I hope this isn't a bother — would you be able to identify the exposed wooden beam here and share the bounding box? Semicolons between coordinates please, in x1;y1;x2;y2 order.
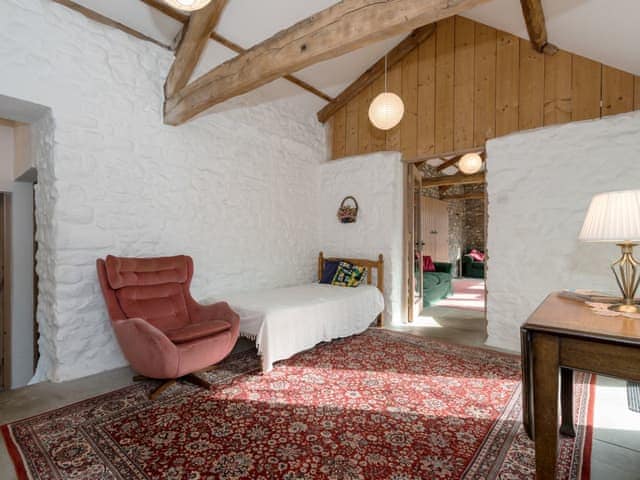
140;0;333;103
436;155;463;172
422;172;485;188
164;0;492;125
165;0;228;97
52;0;172;50
316;24;436;123
520;0;558;55
405;146;485;164
441;192;485;201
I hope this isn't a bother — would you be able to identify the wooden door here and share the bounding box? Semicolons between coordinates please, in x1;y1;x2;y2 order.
406;165;423;323
422;197;449;262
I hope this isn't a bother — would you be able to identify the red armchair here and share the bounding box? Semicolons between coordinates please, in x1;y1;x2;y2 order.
97;255;239;399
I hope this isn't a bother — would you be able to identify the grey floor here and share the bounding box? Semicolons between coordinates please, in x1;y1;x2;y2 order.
1;313;639;479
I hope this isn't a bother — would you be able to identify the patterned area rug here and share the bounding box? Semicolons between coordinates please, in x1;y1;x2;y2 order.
2;329;594;479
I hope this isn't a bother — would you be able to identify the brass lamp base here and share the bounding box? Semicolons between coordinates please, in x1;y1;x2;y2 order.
608;303;640;314
609;243;640;314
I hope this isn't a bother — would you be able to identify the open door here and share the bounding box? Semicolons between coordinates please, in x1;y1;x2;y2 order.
406;165;423;323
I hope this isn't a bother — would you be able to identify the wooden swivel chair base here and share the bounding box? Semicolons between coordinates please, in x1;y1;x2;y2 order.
133;365;218;400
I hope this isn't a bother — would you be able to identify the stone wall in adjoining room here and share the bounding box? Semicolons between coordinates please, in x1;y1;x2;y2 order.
0;0;327;383
463;184;486;253
486;111;640;352
318;152;404;325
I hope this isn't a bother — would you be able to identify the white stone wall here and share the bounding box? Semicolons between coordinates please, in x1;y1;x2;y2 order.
0;0;326;382
319;152;405;325
486;111;640;352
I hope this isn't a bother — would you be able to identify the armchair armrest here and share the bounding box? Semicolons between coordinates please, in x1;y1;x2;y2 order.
190;300;240;329
433;262;452;274
112;317;179;379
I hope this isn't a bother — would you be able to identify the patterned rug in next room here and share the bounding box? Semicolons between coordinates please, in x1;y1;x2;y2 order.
2;329;594;479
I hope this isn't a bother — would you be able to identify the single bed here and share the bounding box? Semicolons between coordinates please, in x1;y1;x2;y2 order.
203;253;384;372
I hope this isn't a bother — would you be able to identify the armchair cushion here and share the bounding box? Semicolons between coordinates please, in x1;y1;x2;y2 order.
105;255;189;289
115;283;190;332
165;320;232;344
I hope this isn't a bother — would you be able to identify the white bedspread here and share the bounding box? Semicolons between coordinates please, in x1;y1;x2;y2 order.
204;284;384;372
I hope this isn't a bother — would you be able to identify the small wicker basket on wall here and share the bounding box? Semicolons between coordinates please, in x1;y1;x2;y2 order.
337;196;359;224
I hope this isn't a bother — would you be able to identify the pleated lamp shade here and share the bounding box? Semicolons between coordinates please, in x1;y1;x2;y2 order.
579;190;640;243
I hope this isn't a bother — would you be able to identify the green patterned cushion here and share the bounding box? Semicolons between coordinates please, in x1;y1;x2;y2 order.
331;261;367;287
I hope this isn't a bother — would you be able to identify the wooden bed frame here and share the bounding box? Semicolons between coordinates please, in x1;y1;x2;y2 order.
317;252;384;327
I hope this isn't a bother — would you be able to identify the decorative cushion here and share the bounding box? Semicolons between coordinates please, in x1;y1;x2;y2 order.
423;255;436;272
331;261;367;287
320;260;340;284
165;320;231;344
468;250;485;262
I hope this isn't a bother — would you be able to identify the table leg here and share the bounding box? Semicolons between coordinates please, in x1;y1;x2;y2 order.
521;328;533;440
560;368;576;437
532;332;560;479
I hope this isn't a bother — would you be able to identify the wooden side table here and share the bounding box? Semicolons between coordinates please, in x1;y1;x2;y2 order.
521;293;640;479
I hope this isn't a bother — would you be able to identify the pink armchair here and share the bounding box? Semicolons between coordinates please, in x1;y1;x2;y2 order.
97;255;239;399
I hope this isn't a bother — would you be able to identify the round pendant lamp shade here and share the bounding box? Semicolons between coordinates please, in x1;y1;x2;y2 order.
163;0;212;11
458;152;484;174
368;92;405;130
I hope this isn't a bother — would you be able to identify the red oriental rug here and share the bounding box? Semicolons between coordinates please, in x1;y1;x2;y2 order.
2;329;594;479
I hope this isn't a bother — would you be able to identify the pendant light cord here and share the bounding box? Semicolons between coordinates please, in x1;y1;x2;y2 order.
384;54;388;92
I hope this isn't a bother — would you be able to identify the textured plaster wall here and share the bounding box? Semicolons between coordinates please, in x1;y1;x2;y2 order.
1;0;327;382
319;152;404;325
486;111;640;352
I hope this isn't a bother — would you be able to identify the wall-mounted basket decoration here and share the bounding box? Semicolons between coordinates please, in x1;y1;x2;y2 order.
337;196;359;224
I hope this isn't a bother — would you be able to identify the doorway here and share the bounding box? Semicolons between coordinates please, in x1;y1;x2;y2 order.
404;149;488;341
0;115;37;390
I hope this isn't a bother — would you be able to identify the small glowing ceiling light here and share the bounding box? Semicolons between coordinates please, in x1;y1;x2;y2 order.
458;153;484;175
163;0;212;12
368;55;405;131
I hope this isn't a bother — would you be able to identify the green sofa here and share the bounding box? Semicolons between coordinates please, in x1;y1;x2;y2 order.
422;262;453;307
462;254;485;278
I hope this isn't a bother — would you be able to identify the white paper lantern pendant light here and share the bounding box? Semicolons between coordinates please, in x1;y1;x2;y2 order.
368;55;405;131
458;152;484;175
164;0;212;12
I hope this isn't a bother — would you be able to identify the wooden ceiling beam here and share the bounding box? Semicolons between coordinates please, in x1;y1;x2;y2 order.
520;0;558;55
422;172;485;188
405;146;485;164
164;0;492;125
165;0;228;98
316;23;436;124
140;0;333;103
441;192;485;201
52;0;172;50
436;155;463;172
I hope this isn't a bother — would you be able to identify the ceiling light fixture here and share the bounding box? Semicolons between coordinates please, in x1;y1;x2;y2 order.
368;55;404;131
163;0;212;12
458;152;484;175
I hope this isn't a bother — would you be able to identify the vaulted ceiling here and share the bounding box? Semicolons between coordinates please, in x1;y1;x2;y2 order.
66;0;640;117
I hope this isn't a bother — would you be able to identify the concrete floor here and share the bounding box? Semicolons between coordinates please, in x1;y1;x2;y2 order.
1;317;639;479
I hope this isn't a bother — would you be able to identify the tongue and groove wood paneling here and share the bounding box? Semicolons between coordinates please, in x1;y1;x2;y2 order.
329;16;640;160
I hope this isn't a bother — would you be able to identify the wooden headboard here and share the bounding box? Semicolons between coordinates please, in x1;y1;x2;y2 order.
317;252;385;327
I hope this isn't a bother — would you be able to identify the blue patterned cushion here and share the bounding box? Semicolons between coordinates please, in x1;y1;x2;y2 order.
320;260;340;284
331;261;367;287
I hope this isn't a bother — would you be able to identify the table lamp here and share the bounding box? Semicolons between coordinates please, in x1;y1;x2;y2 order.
579;190;640;313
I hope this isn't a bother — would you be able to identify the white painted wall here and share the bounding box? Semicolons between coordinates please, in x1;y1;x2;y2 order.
0;0;327;383
10;182;34;388
319;152;405;325
486;111;640;352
